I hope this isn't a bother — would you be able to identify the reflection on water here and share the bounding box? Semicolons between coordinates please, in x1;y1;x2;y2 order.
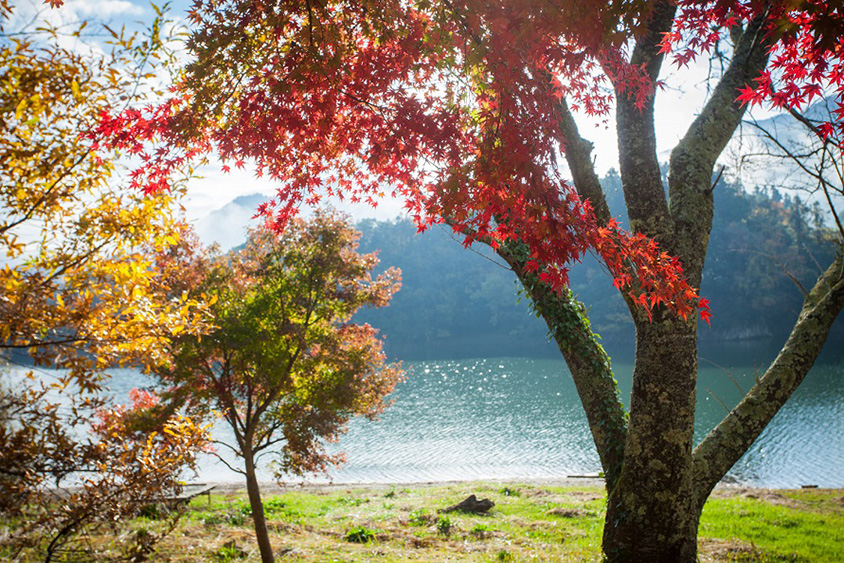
326;358;599;484
6;347;842;488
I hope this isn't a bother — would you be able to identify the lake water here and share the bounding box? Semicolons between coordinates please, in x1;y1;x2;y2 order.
317;354;844;488
9;345;843;488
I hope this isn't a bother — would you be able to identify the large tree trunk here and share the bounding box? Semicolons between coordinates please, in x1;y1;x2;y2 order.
244;446;275;563
602;316;699;562
596;4;704;558
497;4;838;560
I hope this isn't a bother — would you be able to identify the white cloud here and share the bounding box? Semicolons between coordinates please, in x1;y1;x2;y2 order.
68;0;143;18
4;0;148;56
185;160;409;250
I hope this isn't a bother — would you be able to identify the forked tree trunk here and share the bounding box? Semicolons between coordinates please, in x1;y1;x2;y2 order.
597;6;773;561
517;255;844;562
510;4;784;561
244;447;274;563
487;1;842;560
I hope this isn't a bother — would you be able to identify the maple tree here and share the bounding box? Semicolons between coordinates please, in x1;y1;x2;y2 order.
0;5;211;560
84;0;844;560
153;212;403;563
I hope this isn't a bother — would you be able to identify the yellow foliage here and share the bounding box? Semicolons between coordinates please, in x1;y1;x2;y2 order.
0;13;212;380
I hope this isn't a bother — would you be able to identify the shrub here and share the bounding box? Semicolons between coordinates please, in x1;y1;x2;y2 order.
436;514;452;536
344;526;376;543
408;509;430;526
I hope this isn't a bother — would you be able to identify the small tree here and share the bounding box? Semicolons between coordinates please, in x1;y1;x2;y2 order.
0;388;208;562
157;212;403;563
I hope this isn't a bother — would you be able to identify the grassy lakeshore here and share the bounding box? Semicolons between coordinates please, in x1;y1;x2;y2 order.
58;481;844;561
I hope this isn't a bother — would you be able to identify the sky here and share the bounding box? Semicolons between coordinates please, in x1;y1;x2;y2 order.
10;0;802;232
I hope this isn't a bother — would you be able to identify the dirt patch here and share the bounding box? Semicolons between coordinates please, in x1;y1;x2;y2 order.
562;490;603;502
741;489;804;509
267;521;301;534
409;536;433;549
546;507;587;518
709;487;805;509
698;537;756;562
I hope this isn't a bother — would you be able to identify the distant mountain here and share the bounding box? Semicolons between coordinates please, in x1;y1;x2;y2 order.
188;176;841;361
195;193;269;250
352;177;841;360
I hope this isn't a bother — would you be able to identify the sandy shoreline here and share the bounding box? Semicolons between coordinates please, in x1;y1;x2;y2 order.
199;475;775;496
202;476;606;495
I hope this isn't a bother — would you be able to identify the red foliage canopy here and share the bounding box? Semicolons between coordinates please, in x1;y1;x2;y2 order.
668;1;844;139
83;0;843;322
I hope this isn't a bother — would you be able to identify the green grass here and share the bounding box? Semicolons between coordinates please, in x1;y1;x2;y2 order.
698;489;844;562
165;482;608;561
11;483;841;561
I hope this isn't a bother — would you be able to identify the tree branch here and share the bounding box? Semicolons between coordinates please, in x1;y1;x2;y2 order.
691;251;844;504
668;14;771;285
555;98;612;226
746;113;844;242
0;150;91;237
210;449;248;476
614;0;676;242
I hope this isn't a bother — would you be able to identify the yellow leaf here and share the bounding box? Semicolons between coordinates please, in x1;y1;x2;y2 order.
14;97;27;120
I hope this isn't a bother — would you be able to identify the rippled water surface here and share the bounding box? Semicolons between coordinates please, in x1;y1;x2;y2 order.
10;349;843;488
318;356;843;488
326;358;599;484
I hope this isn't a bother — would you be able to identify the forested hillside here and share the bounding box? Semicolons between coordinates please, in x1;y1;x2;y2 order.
355;173;839;360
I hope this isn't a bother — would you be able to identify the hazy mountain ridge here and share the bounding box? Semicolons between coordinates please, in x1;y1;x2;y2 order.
195;193;270;251
724;99;844;202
